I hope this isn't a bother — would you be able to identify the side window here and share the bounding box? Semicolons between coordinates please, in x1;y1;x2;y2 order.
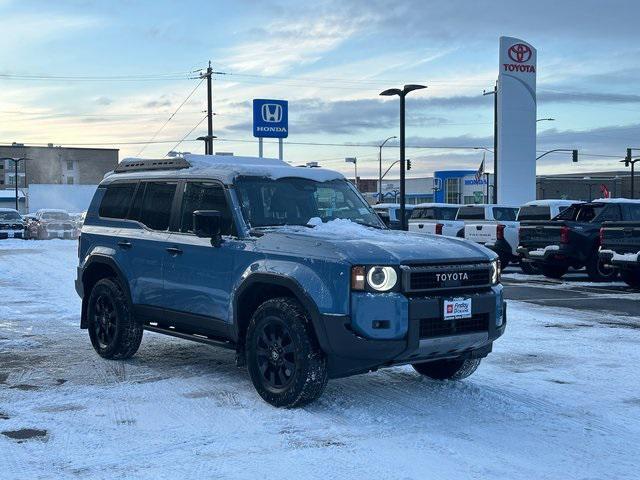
138;181;177;230
99;183;137;219
594;205;621;222
624;204;640;221
178;182;235;235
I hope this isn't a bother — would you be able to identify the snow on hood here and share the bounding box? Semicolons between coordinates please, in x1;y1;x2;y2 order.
258;219;495;264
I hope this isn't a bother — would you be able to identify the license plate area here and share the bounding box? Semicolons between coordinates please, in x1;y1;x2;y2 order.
443;297;472;320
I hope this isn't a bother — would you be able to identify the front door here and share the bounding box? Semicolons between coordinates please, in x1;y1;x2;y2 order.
162;180;241;337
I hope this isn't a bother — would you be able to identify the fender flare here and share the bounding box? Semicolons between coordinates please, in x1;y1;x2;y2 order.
232;272;331;352
80;255;132;328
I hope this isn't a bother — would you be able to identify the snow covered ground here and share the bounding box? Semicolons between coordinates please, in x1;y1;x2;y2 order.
1;239;639;479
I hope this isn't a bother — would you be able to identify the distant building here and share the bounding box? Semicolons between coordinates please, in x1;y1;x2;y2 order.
0;144;118;188
0;144;118;212
536;171;633;201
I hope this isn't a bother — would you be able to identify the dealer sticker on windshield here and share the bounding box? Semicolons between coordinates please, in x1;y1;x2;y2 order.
443;297;472;320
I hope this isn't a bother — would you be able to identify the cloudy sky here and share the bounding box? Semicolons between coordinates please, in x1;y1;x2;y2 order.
1;0;639;178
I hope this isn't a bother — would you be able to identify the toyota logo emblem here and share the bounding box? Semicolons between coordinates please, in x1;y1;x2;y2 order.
508;43;532;63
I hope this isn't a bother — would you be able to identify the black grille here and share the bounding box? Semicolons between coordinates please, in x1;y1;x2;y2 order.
404;263;491;292
419;314;489;338
0;223;22;230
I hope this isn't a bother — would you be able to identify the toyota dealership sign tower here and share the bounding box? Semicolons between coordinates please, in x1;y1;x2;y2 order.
497;36;537;204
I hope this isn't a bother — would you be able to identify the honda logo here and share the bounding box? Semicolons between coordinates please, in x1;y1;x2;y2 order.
261;103;283;123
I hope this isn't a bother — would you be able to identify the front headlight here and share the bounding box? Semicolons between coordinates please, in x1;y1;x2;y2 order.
367;266;398;291
351;265;399;292
491;259;501;285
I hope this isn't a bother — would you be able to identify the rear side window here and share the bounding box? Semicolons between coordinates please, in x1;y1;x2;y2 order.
132;181;177;230
623;204;640;221
437;207;458;220
178;182;235;235
593;205;621;222
493;207;518;221
457;206;485;220
99;183;136;219
575;204;607;222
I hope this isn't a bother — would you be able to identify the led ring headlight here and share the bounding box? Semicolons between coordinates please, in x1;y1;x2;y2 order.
366;266;398;291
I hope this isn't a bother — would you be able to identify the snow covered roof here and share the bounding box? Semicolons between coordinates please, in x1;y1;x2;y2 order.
373;203;417;209
589;197;640;204
414;203;461;208
104;154;345;185
0;207;19;212
0;190;25;199
521;199;583;207
461;203;520;209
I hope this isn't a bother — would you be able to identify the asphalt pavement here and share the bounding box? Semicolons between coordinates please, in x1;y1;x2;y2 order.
502;266;640;323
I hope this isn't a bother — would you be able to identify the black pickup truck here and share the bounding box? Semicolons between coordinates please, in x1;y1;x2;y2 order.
518;200;636;281
598;203;640;287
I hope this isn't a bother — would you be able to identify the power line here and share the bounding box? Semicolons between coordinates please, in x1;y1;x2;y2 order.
165;115;209;155
0;72;192;82
136;78;205;156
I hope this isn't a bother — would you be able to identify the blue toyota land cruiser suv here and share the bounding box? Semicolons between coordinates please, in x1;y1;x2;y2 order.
76;155;506;407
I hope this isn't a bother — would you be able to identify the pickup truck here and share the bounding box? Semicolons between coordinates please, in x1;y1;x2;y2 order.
598;202;640;288
516;200;581;273
372;203;416;230
408;203;462;237
518;199;636;281
460;204;520;268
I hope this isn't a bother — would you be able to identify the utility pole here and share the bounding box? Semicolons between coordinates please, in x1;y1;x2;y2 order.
200;61;214;155
483;82;498;203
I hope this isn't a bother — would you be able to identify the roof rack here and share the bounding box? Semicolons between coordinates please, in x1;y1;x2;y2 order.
113;157;191;174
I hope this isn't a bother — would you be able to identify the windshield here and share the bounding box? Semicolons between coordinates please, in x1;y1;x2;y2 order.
42;212;70;221
0;211;21;221
457;206;485;220
235;176;385;229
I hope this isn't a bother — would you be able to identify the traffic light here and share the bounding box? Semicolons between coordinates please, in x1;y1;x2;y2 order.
572;150;578;163
625;148;632;167
407;159;412;170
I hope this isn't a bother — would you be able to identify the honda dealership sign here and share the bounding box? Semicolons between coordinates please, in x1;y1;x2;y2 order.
253;99;288;138
497;36;536;204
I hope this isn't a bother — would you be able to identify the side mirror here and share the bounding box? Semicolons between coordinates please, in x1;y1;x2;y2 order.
193;210;222;247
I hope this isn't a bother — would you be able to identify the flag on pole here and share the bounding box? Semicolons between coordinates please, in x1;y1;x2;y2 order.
475;152;485;182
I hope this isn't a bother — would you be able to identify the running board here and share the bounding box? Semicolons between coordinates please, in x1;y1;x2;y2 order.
143;324;235;350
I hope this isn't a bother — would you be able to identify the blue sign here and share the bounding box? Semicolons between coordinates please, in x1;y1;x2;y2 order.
253;99;288;138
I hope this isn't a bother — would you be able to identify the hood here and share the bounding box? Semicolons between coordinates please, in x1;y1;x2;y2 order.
254;220;495;265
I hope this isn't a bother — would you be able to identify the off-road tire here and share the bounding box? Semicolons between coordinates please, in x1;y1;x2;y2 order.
541;264;568;279
621;269;640;289
520;261;539;275
87;277;143;360
585;251;617;282
412;358;481;380
246;297;328;408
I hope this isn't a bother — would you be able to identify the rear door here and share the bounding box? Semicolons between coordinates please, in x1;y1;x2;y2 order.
118;180;177;309
161;180;240;335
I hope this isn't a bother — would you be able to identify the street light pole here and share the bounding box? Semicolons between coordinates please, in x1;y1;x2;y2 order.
380;84;427;230
345;157;358;190
378;136;396;203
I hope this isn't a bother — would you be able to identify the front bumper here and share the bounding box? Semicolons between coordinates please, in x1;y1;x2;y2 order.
318;287;506;379
43;229;78;239
0;229;23;239
599;249;640;269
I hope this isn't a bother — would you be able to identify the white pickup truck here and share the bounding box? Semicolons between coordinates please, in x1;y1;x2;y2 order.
407;203;462;237
460;204;520;267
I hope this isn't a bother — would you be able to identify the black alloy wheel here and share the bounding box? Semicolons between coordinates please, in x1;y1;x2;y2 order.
255;317;297;392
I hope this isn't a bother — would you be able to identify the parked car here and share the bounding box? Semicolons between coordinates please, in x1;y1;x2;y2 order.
76;155;506;408
70;211;87;229
0;208;25;239
25;209;79;240
516;200;581;274
372;203;416;230
518;199;639;281
599;201;640;288
459;204;520;268
408;203;462;237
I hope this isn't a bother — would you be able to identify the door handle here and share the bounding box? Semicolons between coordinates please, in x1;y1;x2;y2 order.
418;224;424;229
117;241;132;250
166;247;183;255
